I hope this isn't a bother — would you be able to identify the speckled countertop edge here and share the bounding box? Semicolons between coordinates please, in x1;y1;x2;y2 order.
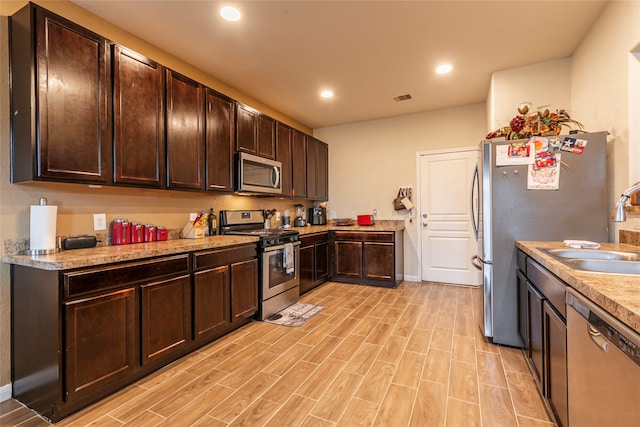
2;221;405;270
2;235;259;270
517;241;640;334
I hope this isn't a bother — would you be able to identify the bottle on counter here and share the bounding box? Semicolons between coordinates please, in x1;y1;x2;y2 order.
207;208;217;236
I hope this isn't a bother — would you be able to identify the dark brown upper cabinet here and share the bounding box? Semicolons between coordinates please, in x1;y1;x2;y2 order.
306;136;329;201
10;4;110;184
235;103;276;159
275;122;293;197
166;69;205;191
291;129;307;198
205;89;235;192
113;46;165;188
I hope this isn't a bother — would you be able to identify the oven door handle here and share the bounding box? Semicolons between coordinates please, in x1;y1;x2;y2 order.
263;241;301;253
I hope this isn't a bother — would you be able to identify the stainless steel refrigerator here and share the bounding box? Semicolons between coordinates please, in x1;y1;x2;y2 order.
471;131;608;347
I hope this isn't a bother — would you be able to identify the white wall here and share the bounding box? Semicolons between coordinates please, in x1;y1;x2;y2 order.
570;0;640;237
314;103;487;281
487;58;572;132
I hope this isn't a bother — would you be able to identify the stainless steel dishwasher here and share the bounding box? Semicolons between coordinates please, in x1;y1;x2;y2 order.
567;291;640;426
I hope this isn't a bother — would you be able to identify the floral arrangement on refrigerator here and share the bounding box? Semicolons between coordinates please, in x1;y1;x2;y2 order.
486;104;584;140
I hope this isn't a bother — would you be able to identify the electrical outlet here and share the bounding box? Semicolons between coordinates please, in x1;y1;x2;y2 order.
93;213;107;231
276;211;281;220
189;212;198;221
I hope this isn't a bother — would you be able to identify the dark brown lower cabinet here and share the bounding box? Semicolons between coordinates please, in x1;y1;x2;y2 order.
193;266;230;341
11;246;257;422
231;258;259;319
518;250;568;427
299;232;329;294
64;287;136;403
141;275;191;364
330;231;403;288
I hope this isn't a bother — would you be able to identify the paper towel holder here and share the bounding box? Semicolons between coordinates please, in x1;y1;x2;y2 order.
27;197;62;256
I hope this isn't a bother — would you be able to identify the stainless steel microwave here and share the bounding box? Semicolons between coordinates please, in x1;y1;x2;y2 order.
236;152;282;195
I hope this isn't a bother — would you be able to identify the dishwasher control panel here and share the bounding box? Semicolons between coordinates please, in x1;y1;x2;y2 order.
569;293;640;367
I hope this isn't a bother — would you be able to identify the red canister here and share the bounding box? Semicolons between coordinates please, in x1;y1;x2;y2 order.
110;219;130;245
143;224;156;242
156;226;168;241
130;222;143;243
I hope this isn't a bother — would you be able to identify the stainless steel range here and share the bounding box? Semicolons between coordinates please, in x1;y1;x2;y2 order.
219;210;300;320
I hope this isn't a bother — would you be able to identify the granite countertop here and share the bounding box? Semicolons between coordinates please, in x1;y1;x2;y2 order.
2;235;259;271
2;220;405;270
293;219;405;236
517;241;640;334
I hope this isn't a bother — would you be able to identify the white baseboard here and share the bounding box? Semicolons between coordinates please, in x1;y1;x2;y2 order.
403;275;419;282
0;382;11;402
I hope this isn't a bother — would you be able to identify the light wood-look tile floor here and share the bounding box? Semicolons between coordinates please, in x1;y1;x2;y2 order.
1;281;554;427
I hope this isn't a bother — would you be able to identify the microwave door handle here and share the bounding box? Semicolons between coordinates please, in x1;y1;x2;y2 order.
271;166;280;189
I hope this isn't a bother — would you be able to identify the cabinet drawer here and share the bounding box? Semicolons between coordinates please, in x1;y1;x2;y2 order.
517;250;527;273
193;244;257;271
526;258;566;318
332;231;394;243
64;255;190;298
300;232;328;247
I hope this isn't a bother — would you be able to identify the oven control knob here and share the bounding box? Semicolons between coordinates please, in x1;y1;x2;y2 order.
267;239;276;246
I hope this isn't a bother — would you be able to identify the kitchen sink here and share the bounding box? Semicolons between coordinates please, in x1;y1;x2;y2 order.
542;248;640;261
566;259;640;275
539;248;640;275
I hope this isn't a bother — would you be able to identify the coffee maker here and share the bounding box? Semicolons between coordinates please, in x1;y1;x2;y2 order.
309;207;327;225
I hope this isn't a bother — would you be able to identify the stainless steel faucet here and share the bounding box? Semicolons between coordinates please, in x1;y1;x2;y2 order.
611;181;640;222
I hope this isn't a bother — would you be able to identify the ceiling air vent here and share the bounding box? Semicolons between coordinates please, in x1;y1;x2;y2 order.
393;94;412;102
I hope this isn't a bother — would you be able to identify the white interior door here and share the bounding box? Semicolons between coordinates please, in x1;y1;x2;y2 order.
419;148;481;285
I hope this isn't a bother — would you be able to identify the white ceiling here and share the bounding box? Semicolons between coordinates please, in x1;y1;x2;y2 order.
71;0;608;129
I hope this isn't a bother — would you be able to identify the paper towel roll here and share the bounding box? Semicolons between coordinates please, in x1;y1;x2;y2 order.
30;204;58;251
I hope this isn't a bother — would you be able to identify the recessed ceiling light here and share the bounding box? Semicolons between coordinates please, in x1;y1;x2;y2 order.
220;6;241;21
320;90;334;98
436;64;453;74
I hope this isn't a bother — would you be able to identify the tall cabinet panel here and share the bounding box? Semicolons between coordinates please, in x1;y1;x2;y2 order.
291;129;307;198
10;4;110;184
166;70;205;190
307;136;329;201
276;122;293;196
205;89;234;192
113;46;164;187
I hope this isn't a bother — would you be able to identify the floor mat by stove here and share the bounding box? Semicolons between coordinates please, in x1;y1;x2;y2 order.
264;302;325;327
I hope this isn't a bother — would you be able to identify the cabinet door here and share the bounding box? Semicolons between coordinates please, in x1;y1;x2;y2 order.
256;114;276;159
205;88;234;192
141;275;191;364
113;46;164;187
543;301;568;427
363;242;394;281
334;241;362;278
194;266;231;340
235;104;257;154
166;70;205;190
230;258;258;319
291;129;307;198
64;287;136;402
34;8;110;183
299;244;315;294
306;137;328;200
315;241;329;281
276;122;293;196
527;283;545;389
517;270;529;349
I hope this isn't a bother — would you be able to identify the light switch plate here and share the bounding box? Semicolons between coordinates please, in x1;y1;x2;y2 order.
93;213;107;231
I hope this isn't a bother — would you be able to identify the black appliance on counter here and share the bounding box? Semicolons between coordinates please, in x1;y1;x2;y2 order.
309;207;327;225
219;210;300;320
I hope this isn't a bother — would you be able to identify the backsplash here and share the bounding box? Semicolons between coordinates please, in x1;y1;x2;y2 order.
620;230;640;247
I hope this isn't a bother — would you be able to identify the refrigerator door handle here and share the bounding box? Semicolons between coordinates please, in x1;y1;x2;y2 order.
470;164;479;241
471;255;483;270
